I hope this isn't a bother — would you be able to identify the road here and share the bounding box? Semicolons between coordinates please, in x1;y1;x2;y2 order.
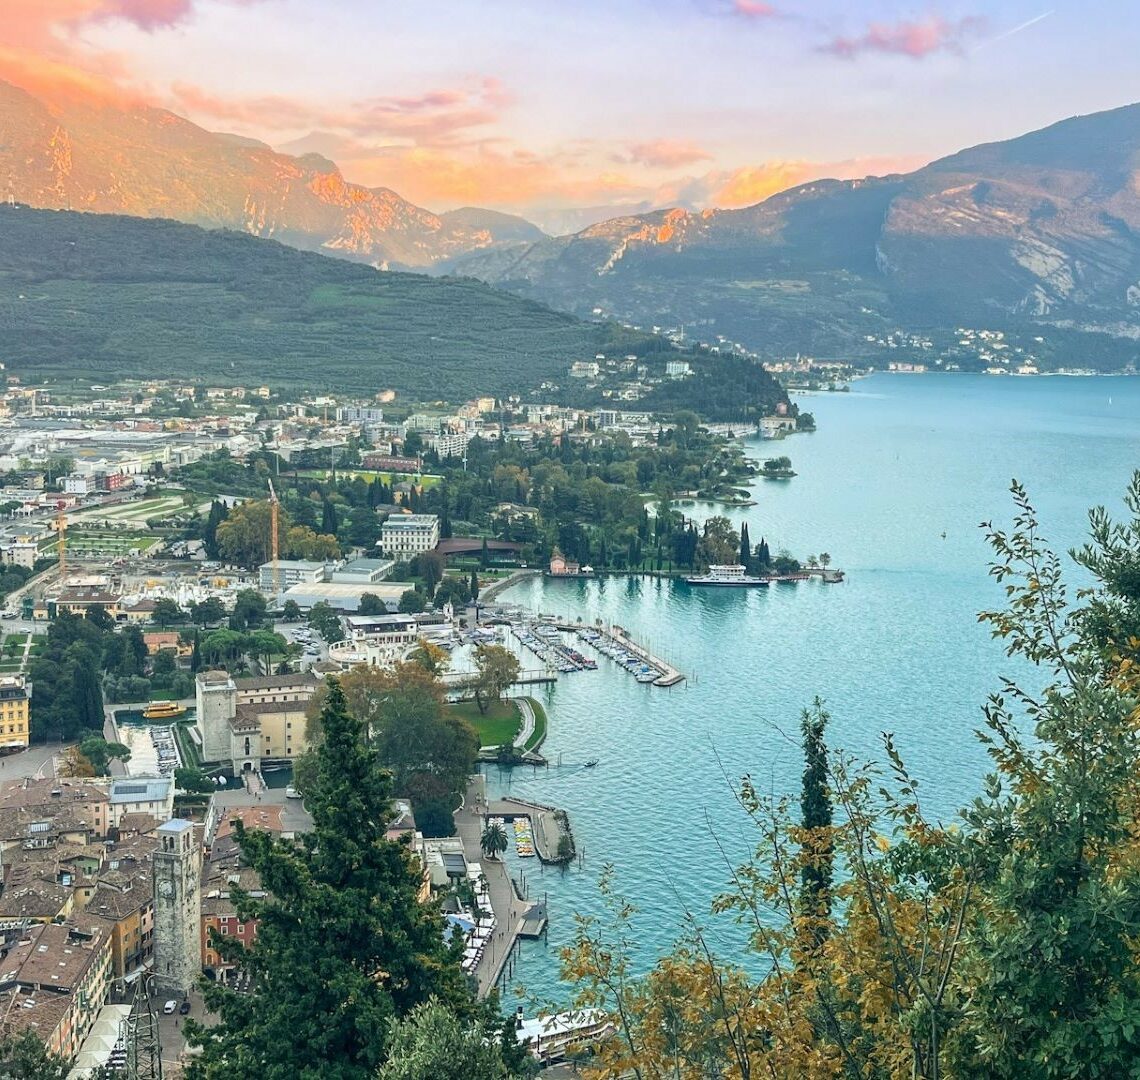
0;740;72;781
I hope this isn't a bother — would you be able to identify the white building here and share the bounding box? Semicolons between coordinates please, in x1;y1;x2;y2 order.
63;473;97;495
665;360;692;379
108;776;175;829
570;361;600;379
380;514;440;559
425;431;469;459
258;560;327;592
336;406;385;423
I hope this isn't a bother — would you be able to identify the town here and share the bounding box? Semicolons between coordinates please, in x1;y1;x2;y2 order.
0;369;819;1074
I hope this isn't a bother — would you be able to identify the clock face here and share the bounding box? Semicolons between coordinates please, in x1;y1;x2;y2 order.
159;880;174;899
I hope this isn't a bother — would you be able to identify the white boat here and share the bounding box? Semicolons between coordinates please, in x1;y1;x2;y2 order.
685;564;768;587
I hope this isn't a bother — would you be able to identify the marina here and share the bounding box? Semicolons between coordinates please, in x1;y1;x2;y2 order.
576;624;685;687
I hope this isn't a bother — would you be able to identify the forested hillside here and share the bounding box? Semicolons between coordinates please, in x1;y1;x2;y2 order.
0;207;638;399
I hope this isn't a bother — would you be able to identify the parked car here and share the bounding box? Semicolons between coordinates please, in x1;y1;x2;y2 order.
163;1000;178;1015
179;1000;191;1015
285;786;301;799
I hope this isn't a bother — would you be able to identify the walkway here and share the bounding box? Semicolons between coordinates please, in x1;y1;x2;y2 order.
454;776;535;996
512;698;535;749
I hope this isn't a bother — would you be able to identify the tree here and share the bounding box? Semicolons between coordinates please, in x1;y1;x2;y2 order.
480;538;490;569
469;570;480;603
185;679;469;1079
190;629;201;673
433;577;470;610
202;499;228;560
481;821;508;861
152;597;184;627
190;596;226;626
398;589;426;615
77;736;131;776
377;1000;524;1080
0;1030;71;1079
307;601;344;644
798;698;833;941
216;499;287;569
739;521;751;568
358;592;386;616
230;589;268;631
175;766;217;794
415;551;445;595
281;598;303;622
151;648;177;677
470;645;520;715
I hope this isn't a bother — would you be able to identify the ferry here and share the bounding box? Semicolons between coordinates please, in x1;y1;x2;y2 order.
685;564;768;588
142;701;186;720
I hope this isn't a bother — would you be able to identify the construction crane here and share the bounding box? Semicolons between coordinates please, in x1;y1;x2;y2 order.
56;505;66;583
267;477;280;597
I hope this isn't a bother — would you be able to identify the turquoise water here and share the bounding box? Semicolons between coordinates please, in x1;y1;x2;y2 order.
489;373;1140;1004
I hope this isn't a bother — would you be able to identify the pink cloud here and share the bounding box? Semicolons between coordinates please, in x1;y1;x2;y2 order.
625;139;712;169
824;15;985;59
94;0;195;30
733;0;777;16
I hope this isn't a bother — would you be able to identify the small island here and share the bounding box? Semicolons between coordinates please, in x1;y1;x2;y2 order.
761;455;796;479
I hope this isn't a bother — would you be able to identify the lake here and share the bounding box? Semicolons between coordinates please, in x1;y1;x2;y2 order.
489;372;1140;1004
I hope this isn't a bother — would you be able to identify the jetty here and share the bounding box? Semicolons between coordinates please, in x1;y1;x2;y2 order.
574;623;685;687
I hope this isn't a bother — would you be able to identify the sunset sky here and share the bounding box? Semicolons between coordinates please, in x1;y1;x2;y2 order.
1;0;1135;224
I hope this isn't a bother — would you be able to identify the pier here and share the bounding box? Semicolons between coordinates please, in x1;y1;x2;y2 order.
575;623;685;687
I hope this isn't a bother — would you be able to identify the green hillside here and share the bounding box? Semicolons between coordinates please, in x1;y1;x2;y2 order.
0;206;638;399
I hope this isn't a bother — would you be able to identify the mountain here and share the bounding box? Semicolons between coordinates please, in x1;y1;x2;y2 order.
0;206;643;398
0;80;543;269
444;105;1140;367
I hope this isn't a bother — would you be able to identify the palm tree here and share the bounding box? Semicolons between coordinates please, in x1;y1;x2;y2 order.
480;822;508;861
819;552;831;568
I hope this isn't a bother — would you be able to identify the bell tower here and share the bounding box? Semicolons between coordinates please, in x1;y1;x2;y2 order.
152;819;201;996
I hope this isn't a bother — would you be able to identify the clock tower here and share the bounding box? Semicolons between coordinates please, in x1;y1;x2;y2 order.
152;818;202;996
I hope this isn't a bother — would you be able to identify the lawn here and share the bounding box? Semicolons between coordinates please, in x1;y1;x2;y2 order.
446;699;521;748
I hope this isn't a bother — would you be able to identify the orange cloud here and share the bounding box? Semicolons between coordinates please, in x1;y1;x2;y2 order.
823;16;985;59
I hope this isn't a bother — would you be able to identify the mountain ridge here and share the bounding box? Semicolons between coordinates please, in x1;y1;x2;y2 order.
0;79;543;269
443;103;1140;364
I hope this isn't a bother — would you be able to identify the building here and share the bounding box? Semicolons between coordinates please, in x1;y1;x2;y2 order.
329;558;394;586
108;777;174;831
406;413;441;433
195;671;319;772
0;920;113;1059
335;406;385;424
379;514;440;559
548;549;580;576
257;559;327;593
81;839;158;979
0;777;110;838
62;473;97;496
570;361;600;379
361;453;422;473
152;819;202;996
200;806;281;982
665;360;692;379
2;539;39;569
49;588;122;620
0;676;30;752
424;431;469;459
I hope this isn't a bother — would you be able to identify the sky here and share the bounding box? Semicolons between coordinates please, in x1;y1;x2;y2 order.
1;0;1137;224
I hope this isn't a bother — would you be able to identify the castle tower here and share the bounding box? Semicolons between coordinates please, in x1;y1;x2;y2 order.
152;819;201;996
196;670;237;764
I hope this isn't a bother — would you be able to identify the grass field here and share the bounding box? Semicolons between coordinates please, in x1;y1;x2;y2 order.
446;699;521;748
67;495;186;526
39;531;165;556
296;469;443;489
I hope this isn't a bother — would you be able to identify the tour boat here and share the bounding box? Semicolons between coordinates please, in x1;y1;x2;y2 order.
685;564;768;587
142;701;187;720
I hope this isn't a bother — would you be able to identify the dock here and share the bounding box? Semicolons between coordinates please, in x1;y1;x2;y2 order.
574;623;685;687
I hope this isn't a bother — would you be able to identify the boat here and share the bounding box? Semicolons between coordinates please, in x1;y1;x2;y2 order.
584;759;598;768
142;701;186;720
685;564;768;587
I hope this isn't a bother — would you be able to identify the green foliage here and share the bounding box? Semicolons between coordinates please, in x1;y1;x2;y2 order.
185;679;469;1078
377;1000;527;1080
281;598;304;622
357;592;386;616
307;601;344;643
470;645;520;716
151;597;184;627
0;1030;71;1079
397;589;426;614
77;736;131;776
175;766;217;794
0;207;652;399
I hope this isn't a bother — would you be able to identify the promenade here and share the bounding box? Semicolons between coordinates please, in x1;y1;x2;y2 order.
454;775;535;996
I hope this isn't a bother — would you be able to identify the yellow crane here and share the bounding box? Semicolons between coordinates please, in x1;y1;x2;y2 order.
56;507;66;582
267;478;280;597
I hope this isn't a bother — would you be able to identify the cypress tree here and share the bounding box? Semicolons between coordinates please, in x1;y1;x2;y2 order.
190;629;201;674
468;570;479;602
321;499;338;536
740;522;751;567
799;698;834;937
